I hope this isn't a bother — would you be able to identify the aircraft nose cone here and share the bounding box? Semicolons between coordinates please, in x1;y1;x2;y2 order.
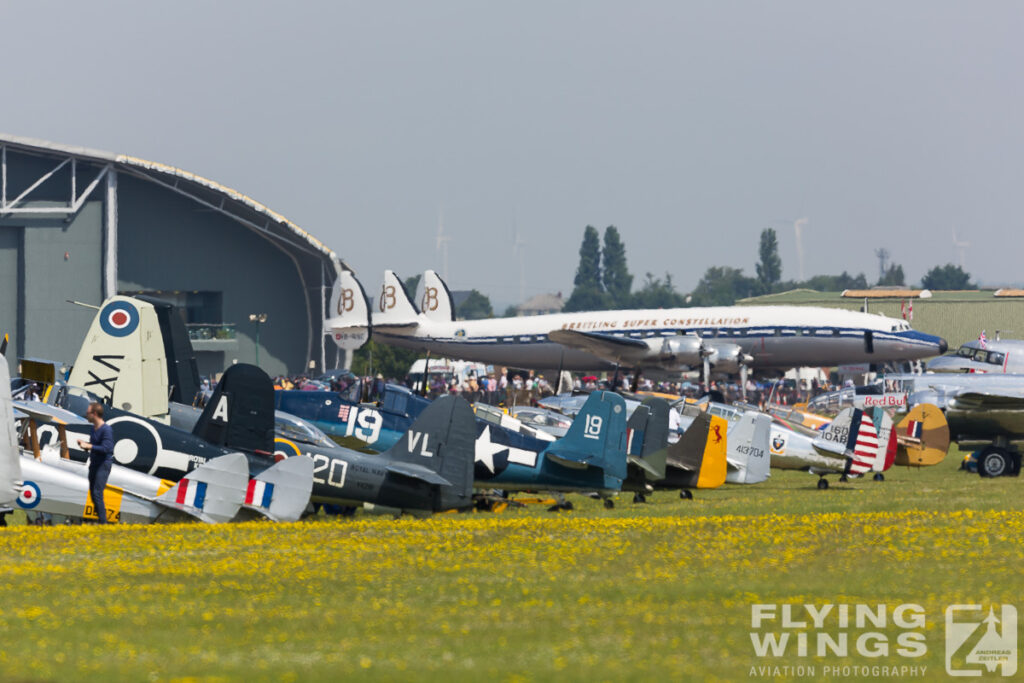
938;338;948;354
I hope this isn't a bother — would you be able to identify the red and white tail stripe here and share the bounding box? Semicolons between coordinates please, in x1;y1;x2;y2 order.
849;414;879;475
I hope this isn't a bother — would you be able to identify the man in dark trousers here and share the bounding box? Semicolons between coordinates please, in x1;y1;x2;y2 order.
77;402;115;523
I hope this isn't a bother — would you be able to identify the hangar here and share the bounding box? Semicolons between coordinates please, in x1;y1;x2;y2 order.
0;134;343;379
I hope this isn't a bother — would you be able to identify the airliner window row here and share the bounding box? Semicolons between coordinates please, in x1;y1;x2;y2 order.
488;327;876;344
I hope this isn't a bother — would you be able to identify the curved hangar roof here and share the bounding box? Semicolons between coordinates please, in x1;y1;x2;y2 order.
0;133;344;275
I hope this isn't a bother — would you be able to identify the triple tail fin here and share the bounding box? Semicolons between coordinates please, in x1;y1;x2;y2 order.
419;270;456;322
155;452;249;523
325;269;372;350
375;270;421;330
380;395;477;511
544;391;628;487
192;364;275;454
894;403;949;466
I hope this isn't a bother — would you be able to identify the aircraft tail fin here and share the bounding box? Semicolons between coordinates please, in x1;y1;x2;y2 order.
67;297;170;420
867;407;897;471
0;351;23;505
894;403;949;466
326;269;372;350
244;456;314;522
846;409;882;475
134;296;202;405
380;395;477;510
666;412;728;488
374;270;421;330
725;412;772;484
192;364;275;455
419;270;456;322
626;398;668;480
156;452;249;523
545;391;628;487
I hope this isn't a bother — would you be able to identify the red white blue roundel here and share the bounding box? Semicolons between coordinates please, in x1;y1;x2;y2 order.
17;481;41;509
99;301;140;337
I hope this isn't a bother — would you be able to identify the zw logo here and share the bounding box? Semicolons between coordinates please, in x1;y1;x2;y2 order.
84;354;125;398
421;286;439;312
379;284;396;313
583;414;603;440
337;287;355;314
407;431;433;457
946;604;1017;676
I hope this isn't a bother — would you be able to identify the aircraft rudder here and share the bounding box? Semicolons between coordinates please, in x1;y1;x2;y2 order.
326;269;371;350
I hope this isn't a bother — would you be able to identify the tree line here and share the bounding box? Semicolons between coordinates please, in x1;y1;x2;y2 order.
562;225;976;310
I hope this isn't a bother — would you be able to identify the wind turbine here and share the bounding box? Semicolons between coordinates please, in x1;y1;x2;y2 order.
512;215;526;303
436;208;451;281
793;217;809;281
952;229;970;269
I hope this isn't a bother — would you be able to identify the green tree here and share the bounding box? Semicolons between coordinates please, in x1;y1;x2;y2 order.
351;340;419;380
798;271;868;291
456;289;493;320
601;225;633;309
877;263;906;286
403;274;422;300
755;228;782;293
689;266;759;306
502;304;519;318
632;272;687;308
564;225;609;312
921;264;974;290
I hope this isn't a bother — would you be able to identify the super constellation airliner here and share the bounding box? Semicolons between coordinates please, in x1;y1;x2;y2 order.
326;270;947;380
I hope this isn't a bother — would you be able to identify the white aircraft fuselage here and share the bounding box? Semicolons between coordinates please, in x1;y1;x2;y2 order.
374;305;947;372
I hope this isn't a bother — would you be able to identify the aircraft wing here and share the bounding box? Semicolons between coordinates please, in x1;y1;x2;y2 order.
385;461;452;486
950;391;1024;409
12;401;88;425
628;454;663;478
547;329;650;361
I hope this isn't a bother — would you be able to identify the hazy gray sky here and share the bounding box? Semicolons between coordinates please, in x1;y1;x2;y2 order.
3;1;1022;307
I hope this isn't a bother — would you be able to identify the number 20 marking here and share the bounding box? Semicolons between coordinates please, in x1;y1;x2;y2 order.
312;455;348;488
583;414;603;440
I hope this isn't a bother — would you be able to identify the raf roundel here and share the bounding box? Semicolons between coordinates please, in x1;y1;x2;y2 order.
17;481;41;509
99;301;140;338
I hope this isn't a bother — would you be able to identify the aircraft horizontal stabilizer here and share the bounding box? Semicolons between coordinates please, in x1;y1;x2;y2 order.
245;456;314;522
12;401;88;426
156;453;249;523
385;461;452;486
628;454;663;479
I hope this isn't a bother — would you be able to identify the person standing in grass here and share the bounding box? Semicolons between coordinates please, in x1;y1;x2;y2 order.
77;402;115;524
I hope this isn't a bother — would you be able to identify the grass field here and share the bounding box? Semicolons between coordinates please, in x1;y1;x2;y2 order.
2;451;1023;681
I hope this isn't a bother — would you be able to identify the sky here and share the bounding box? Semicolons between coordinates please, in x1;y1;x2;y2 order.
3;1;1022;309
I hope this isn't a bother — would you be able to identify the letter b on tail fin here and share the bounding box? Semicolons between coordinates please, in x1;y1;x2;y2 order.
326;269;371;350
420;270;455;322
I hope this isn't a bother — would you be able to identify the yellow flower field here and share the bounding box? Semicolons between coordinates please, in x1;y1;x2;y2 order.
1;459;1022;681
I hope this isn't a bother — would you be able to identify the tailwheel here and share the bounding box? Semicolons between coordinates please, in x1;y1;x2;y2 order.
632;493;647;504
603;498;614;509
873;473;885;482
817;478;829;490
679;490;693;500
839;474;848;483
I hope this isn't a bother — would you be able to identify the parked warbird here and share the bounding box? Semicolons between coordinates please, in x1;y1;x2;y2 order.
746;407;896;489
944;391;1024;477
326;269;947;387
927;333;1024;374
674;401;773;486
2;352;253;524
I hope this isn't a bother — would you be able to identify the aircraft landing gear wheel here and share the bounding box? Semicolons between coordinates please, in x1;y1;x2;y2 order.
632;493;647;504
547;504;562;512
679;490;693;500
561;501;574;511
873;473;885;482
979;448;1011;477
603;498;614;510
817;478;829;490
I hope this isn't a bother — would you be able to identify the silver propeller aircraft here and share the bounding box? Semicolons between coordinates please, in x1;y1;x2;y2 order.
325;269;947;387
